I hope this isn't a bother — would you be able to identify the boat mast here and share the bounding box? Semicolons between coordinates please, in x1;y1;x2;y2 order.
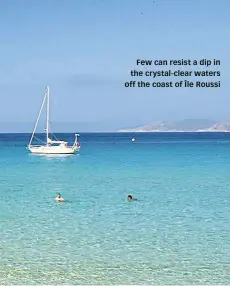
28;90;47;147
46;86;50;145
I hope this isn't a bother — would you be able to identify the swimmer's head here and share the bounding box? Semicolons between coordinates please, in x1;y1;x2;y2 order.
57;193;61;198
127;194;133;200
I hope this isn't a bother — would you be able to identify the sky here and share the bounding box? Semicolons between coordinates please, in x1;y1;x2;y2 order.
0;0;229;132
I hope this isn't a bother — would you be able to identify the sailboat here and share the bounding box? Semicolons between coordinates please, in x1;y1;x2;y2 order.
27;86;80;155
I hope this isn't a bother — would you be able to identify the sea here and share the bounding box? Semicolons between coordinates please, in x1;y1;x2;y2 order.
0;132;230;285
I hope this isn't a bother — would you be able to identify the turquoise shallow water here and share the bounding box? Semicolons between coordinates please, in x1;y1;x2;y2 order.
1;132;230;285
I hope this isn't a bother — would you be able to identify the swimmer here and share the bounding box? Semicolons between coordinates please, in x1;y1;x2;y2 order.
127;194;133;200
55;193;64;202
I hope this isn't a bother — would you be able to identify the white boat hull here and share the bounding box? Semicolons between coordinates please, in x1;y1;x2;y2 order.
28;145;80;155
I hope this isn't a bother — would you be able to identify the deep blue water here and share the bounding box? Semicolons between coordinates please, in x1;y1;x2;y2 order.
1;132;230;284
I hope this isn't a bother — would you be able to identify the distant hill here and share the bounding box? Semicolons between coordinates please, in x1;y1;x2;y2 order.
117;119;230;132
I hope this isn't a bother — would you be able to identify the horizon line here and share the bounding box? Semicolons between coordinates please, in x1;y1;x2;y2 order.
1;131;230;134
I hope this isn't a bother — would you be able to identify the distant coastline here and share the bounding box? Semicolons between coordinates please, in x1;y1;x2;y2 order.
117;119;230;133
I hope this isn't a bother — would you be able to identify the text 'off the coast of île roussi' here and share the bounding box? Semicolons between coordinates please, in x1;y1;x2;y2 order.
124;58;220;88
